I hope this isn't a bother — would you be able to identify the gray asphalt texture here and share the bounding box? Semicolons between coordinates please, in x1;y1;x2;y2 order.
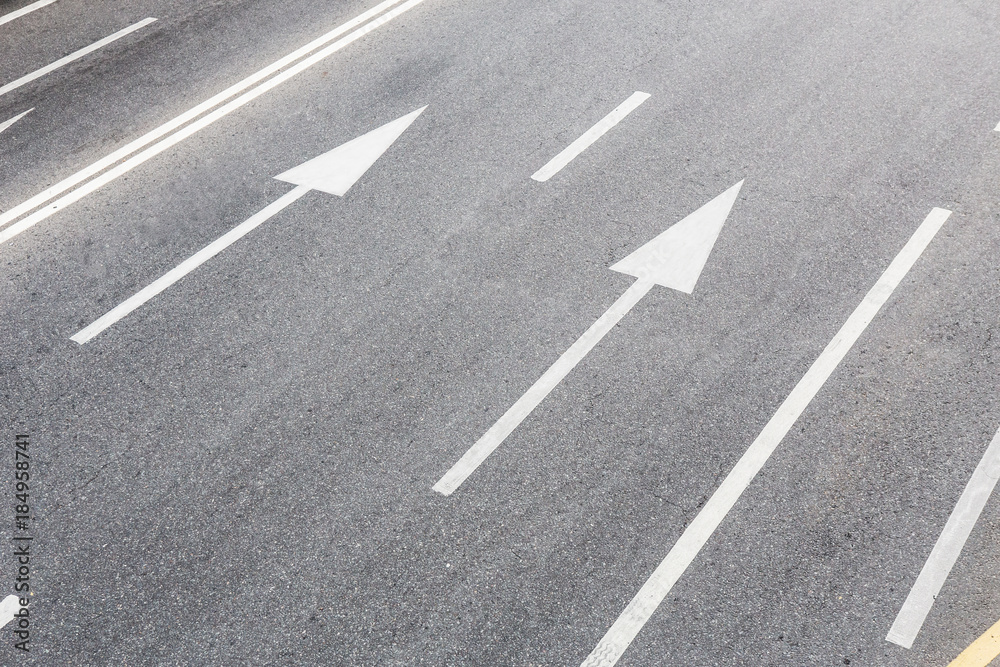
2;0;1000;664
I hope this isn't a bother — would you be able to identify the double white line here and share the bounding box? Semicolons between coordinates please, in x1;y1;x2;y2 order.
0;0;428;246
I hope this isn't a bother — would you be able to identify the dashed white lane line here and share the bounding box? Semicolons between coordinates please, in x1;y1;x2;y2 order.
0;595;21;629
886;424;1000;649
0;0;57;27
580;207;953;667
71;185;310;344
0;108;33;136
0;0;423;245
530;91;650;182
0;17;157;98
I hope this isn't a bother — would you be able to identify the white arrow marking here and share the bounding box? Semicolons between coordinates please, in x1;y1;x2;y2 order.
531;92;650;182
276;106;425;195
886;425;1000;649
0;595;21;629
433;182;743;496
580;207;952;667
0;18;157;98
71;108;424;344
0;108;33;136
0;0;57;27
611;181;743;292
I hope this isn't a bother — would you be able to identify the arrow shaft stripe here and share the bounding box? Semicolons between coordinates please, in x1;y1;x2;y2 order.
71;185;309;344
581;207;951;667
434;278;654;496
531;91;650;183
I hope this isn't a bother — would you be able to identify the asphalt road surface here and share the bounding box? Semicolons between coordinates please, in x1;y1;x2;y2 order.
2;0;1000;664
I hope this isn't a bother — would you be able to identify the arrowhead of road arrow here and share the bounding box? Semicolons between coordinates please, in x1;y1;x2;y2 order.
610;180;744;293
0;595;21;630
275;106;426;196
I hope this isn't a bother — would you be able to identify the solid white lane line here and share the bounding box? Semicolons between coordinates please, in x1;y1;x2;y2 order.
0;0;424;245
0;108;33;135
531;91;650;182
70;185;309;344
580;207;953;667
433;279;655;496
0;0;57;27
886;425;1000;649
0;18;157;98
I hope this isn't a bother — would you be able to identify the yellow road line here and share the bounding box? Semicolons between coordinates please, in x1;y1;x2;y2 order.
948;617;1000;667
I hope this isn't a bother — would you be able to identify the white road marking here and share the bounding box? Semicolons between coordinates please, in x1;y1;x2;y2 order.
580;207;952;667
0;0;423;245
530;91;650;182
0;108;33;135
0;0;57;27
72;107;423;343
276;106;426;195
0;595;21;629
886;425;1000;649
611;181;743;293
434;182;743;496
435;279;654;495
995;121;1000;132
0;17;157;98
71;185;309;344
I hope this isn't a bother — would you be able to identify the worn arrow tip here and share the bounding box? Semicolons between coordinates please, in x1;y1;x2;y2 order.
0;108;33;136
610;179;744;293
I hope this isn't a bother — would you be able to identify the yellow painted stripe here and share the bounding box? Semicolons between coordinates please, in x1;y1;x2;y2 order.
948;617;1000;667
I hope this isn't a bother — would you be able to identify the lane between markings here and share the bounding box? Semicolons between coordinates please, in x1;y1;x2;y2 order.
580;208;953;667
